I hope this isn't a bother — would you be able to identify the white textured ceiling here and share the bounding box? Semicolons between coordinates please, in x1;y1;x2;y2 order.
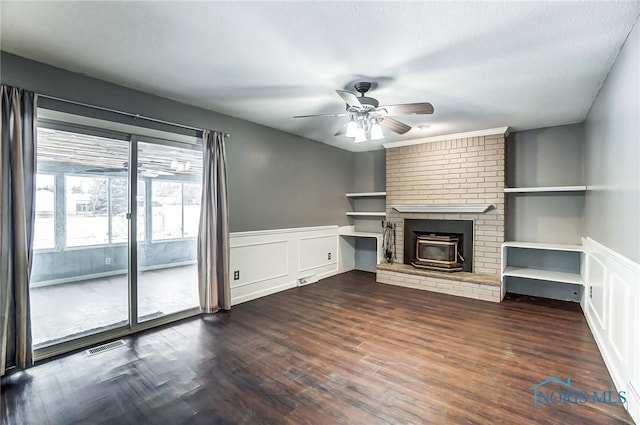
1;1;639;152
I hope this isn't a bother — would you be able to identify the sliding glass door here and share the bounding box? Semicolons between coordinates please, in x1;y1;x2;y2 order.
135;140;201;322
31;123;202;353
31;127;131;348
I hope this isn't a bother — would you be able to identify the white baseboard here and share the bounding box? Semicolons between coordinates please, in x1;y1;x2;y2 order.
231;280;298;306
582;237;639;424
317;268;341;280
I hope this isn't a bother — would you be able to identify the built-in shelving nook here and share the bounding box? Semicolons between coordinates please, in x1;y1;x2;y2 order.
341;192;387;273
504;124;586;302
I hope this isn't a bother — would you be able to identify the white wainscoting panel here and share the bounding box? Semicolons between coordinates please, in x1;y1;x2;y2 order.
229;225;339;305
588;252;608;330
583;237;640;424
231;240;289;288
299;235;338;273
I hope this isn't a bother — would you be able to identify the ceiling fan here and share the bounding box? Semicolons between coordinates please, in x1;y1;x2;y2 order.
293;82;434;142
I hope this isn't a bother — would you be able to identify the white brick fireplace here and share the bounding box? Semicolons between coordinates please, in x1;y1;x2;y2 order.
376;128;507;302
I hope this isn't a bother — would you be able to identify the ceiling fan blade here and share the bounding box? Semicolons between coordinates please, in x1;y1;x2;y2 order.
381;117;412;135
293;113;348;118
335;90;362;108
379;102;434;116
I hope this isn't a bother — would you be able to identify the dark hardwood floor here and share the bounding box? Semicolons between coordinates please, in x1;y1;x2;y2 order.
1;271;632;424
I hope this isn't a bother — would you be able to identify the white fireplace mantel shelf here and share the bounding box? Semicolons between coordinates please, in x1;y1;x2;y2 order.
392;204;493;214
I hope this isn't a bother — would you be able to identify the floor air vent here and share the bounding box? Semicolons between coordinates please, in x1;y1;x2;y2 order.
298;275;318;286
86;340;126;356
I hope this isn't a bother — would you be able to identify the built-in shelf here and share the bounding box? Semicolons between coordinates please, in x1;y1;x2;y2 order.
339;230;383;238
503;266;584;286
338;226;384;271
503;133;586;302
346;212;386;217
502;242;585;301
392;204;492;214
502;241;584;252
504;186;586;193
346;192;386;198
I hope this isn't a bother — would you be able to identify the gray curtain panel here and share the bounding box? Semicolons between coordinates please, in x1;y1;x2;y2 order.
197;130;231;313
1;86;36;375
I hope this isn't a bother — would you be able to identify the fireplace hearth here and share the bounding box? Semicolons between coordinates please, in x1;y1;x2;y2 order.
404;219;473;272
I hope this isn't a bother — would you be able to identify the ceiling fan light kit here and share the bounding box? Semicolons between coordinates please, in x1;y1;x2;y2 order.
293;81;434;143
370;122;384;140
354;128;368;143
345;119;358;137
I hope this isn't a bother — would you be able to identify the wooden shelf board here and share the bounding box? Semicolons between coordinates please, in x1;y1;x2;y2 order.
502;241;584;252
392;204;492;213
345;192;386;197
339;230;383;238
504;186;586;193
503;266;583;286
346;212;386;217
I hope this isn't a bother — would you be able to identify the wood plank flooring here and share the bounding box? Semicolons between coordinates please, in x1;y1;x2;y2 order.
1;271;632;424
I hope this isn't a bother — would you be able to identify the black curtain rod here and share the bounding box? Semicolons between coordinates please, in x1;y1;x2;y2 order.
36;94;231;138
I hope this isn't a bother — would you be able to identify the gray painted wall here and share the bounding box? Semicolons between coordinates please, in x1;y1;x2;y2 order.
1;52;354;232
355;238;377;273
507;194;584;245
353;150;386;192
584;22;640;263
506;125;585;244
507;124;584;188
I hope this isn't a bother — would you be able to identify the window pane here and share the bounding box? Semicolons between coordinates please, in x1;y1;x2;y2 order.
137;180;145;242
66;176;109;246
152;181;182;240
34;174;56;249
110;178;128;243
183;183;201;238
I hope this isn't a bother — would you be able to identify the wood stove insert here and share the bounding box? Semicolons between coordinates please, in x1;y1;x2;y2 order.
404;219;473;272
412;234;463;272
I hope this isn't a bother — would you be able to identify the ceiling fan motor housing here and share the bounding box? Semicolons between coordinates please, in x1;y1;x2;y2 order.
351;82;379;110
358;96;379;108
354;81;372;94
